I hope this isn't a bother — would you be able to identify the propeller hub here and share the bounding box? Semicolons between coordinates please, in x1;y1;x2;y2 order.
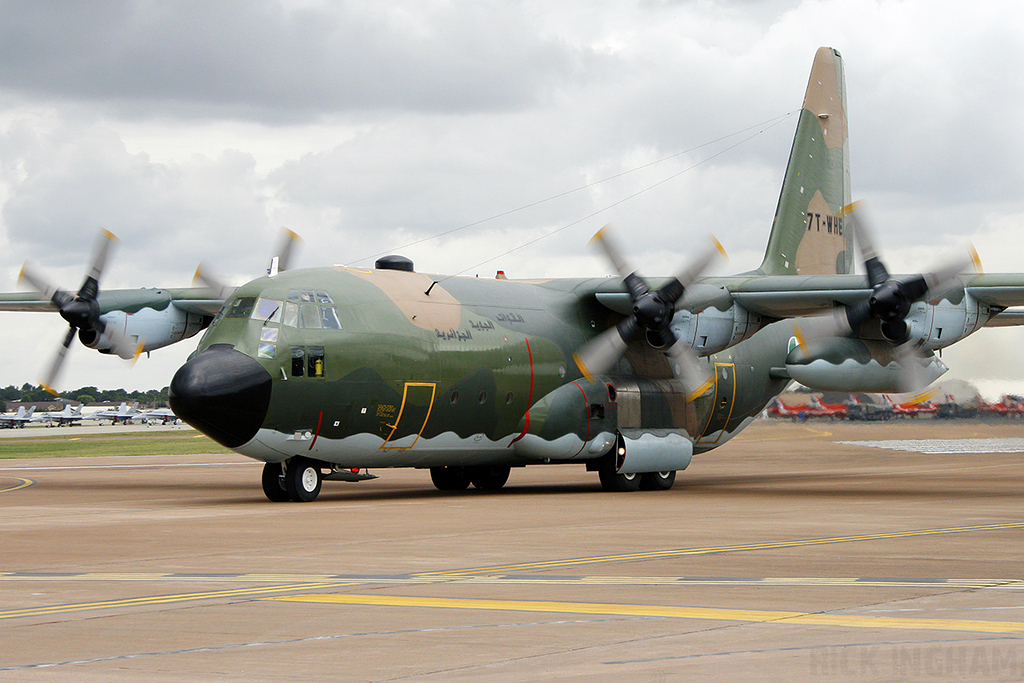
59;298;99;330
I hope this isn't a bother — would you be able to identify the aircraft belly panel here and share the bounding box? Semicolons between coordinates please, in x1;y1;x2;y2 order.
240;428;523;468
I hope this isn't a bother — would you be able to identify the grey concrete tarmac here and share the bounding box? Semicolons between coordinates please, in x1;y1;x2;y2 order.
1;418;1023;682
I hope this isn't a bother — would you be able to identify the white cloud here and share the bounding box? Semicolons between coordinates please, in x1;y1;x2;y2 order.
1;0;1023;392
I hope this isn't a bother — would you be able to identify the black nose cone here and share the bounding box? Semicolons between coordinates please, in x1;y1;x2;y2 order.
169;344;272;449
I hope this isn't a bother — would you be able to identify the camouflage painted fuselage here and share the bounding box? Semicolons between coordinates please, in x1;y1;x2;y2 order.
188;266;794;469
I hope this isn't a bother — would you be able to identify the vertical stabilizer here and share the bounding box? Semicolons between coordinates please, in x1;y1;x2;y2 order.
759;47;852;276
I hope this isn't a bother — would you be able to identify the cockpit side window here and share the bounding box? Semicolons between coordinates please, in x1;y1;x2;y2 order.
225;297;257;319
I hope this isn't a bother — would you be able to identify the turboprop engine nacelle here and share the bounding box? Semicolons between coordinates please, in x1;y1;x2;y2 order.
81;307;207;357
670;297;760;356
888;293;989;350
785;336;947;393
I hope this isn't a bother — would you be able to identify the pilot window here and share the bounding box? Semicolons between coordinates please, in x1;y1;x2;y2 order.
299;305;322;329
282;302;299;327
321;306;342;329
251;298;282;324
225;297;257;318
308;346;325;377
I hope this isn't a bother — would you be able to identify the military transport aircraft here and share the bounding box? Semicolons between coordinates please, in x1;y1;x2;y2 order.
3;47;1024;502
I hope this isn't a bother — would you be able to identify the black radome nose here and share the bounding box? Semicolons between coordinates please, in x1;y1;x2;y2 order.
169;344;272;449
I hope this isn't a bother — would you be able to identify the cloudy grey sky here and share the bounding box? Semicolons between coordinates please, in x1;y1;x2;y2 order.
1;0;1022;396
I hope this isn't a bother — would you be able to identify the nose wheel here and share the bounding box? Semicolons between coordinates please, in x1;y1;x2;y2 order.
262;457;323;502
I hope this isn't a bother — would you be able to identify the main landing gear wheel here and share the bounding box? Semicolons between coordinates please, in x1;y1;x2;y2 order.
639;470;676;491
469;466;511;490
284;456;322;502
430;466;471;491
261;462;290;502
598;463;642;492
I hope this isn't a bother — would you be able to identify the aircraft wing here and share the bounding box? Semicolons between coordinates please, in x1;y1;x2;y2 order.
594;272;1024;327
726;273;1024;324
0;287;225;317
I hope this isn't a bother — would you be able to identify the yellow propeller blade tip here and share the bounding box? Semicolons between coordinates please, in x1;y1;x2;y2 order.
792;322;809;355
710;235;728;261
284;228;302;242
17;264;26;284
100;229;120;243
573;353;595;383
839;201;862;217
192;263;204;283
589;224;611;245
40;383;59;397
968;243;983;274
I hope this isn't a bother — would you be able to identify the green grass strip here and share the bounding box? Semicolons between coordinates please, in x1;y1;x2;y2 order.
0;431;232;459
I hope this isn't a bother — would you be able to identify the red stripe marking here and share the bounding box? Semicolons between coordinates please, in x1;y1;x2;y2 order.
308;410;324;450
508;337;534;447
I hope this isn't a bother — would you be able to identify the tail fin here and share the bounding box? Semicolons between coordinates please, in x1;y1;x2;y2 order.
759;47;852;276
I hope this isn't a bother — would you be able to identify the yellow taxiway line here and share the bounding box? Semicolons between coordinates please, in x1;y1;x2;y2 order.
268;593;1024;634
418;521;1024;576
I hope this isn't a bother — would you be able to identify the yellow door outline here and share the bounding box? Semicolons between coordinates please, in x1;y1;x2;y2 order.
696;362;736;446
381;382;436;449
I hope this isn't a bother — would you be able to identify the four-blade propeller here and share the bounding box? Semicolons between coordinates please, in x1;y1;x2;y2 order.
19;230;143;394
573;225;725;392
795;203;980;391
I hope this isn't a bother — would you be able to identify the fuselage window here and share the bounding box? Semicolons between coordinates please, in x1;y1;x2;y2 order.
299;290;316;303
282;302;299;327
308;346;325;377
291;346;305;377
260;327;279;343
258;344;276;359
321;306;342;329
299;305;322;329
252;298;282;324
225;297;257;319
316;291;334;305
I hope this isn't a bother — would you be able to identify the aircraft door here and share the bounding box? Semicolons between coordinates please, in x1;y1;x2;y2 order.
381;382;436;449
696;362;736;446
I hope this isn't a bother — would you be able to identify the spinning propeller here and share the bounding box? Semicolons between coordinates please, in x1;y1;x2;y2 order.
19;230;143;395
193;228;302;298
794;202;981;390
573;226;725;391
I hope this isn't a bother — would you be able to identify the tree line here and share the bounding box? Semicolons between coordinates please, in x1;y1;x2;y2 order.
0;384;169;407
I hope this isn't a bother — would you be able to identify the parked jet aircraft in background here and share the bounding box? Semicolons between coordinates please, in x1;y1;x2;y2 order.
0;406;35;429
85;402;137;425
4;47;1024;501
882;391;939;417
140;407;179;425
768;396;847;420
32;404;84;427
